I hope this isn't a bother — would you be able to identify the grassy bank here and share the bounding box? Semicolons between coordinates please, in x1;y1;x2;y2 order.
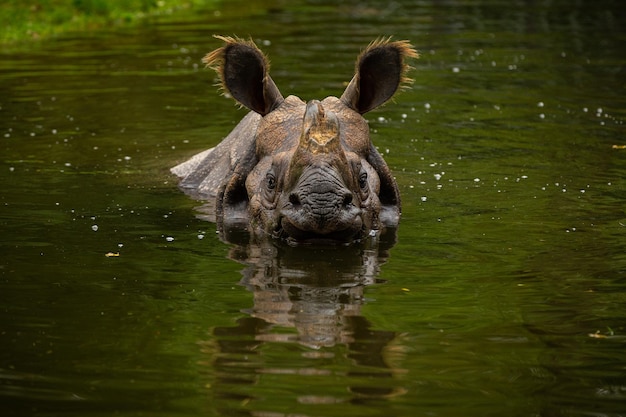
0;0;216;45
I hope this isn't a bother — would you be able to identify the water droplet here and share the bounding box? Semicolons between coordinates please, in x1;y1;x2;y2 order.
92;225;99;231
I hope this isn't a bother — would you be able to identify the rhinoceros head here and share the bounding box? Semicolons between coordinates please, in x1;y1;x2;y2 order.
173;36;417;244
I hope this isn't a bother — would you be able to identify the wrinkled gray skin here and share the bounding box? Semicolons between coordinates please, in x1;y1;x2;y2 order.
172;36;417;244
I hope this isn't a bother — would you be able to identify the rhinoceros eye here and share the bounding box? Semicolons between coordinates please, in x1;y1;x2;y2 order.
266;172;276;190
358;172;368;190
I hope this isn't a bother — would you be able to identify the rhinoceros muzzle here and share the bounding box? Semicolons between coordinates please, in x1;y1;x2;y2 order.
278;186;363;243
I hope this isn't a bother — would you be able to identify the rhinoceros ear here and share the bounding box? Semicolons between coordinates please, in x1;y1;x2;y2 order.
204;36;284;116
341;38;418;114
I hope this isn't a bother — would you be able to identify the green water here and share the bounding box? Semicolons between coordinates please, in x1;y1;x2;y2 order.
1;1;625;416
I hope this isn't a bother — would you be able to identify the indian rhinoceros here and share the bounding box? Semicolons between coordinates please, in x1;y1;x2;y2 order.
172;36;417;244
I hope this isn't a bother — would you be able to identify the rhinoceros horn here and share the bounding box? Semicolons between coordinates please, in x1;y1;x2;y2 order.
299;100;341;155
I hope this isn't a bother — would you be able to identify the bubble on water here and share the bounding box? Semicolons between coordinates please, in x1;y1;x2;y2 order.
539;114;545;119
537;102;544;107
452;67;460;73
198;234;205;240
424;103;431;110
92;225;99;232
165;236;174;242
434;173;442;180
474;178;481;182
421;196;428;202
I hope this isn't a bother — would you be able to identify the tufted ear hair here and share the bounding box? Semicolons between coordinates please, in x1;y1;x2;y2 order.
204;35;284;116
341;38;418;114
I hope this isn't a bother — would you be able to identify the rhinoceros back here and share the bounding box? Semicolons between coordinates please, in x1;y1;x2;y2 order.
171;111;261;200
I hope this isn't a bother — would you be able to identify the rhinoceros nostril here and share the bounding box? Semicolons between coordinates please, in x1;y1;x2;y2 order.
289;193;301;206
342;192;353;207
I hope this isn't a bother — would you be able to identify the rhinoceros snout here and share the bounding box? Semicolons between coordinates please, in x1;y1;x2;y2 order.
280;187;363;242
288;189;353;210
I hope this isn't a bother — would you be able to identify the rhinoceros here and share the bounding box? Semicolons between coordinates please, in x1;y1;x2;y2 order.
172;36;417;244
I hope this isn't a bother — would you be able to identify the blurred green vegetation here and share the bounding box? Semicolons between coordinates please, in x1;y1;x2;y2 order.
0;0;217;44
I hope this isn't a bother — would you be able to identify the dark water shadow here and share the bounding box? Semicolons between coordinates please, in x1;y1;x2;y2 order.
205;226;407;412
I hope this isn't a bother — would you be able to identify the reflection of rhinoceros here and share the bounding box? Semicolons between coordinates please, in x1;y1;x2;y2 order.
172;36;417;244
230;235;396;348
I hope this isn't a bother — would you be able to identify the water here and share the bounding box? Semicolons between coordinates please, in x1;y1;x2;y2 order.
1;1;625;416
